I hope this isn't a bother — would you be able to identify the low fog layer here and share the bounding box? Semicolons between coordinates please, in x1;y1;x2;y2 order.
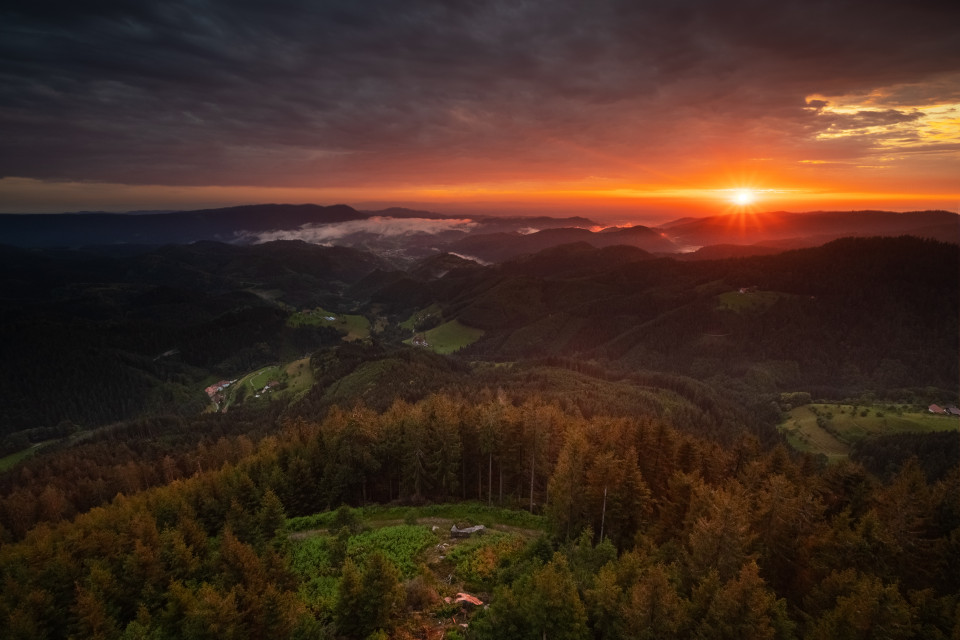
246;216;478;244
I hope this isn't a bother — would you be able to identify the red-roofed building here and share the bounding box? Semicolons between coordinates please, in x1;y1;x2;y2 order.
455;593;483;607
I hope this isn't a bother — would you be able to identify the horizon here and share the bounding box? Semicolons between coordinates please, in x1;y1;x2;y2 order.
2;199;958;231
2;200;956;254
1;183;958;224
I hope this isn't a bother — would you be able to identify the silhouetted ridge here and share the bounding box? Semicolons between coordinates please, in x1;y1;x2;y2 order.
665;209;958;247
0;203;368;248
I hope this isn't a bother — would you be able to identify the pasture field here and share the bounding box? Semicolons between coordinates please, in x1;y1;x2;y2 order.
400;303;442;331
288;307;371;341
282;357;314;396
247;365;282;390
220;356;314;409
405;319;484;354
0;442;52;471
779;402;957;461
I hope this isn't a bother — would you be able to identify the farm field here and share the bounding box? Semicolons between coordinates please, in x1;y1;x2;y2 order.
281;357;314;397
400;303;442;331
288;307;371;341
779;402;957;461
218;356;314;410
405;319;484;354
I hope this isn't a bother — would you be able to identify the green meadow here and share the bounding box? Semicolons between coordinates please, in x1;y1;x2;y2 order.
400;303;442;331
0;442;52;472
405;319;484;354
220;356;314;409
288;307;371;341
779;402;956;461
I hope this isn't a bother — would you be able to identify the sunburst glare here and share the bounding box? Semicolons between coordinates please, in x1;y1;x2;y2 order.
732;189;756;206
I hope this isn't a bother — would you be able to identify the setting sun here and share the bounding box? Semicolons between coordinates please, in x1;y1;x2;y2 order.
732;189;756;206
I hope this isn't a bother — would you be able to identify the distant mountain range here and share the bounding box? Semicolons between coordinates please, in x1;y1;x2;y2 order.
0;204;955;263
663;209;958;249
445;225;675;262
0;204;366;247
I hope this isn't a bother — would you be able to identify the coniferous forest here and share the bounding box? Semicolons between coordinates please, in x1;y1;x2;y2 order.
0;234;958;639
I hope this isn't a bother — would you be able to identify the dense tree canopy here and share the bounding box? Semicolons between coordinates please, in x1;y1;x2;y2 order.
0;390;957;638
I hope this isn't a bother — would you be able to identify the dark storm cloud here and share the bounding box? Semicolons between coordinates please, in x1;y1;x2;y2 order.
1;0;958;187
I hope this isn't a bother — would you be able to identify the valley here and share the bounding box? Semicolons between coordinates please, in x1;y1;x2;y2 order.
0;211;957;639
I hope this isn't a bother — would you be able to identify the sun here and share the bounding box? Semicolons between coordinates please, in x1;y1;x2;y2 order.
732;189;756;206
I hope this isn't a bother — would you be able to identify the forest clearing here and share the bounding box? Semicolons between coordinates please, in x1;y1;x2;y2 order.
779;402;957;460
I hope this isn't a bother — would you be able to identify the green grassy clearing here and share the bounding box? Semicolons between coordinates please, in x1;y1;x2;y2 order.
446;531;529;590
287;502;545;533
219;356;314;409
288;307;371;341
779;402;957;462
0;441;55;471
282;358;314;396
400;303;442;331
247;365;281;390
287;504;542;611
291;525;439;580
779;405;850;462
405;319;484;354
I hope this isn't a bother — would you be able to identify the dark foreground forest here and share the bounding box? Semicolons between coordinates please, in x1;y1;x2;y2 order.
0;235;958;639
1;386;958;639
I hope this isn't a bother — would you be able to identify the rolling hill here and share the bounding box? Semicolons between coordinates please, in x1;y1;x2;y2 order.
663;209;959;248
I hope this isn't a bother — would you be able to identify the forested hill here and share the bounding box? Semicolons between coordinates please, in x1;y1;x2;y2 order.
1;235;956;439
0;387;958;638
663;209;959;247
381;236;958;396
0;240;388;435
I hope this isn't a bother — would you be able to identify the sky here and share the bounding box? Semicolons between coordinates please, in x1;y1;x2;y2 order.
1;0;959;220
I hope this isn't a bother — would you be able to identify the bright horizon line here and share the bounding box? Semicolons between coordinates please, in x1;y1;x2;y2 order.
0;177;957;223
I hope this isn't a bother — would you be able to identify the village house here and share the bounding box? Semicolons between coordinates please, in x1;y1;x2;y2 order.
412;334;429;347
204;379;235;398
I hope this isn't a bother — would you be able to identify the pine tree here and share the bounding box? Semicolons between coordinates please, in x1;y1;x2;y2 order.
333;558;364;638
256;489;286;549
357;551;404;635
